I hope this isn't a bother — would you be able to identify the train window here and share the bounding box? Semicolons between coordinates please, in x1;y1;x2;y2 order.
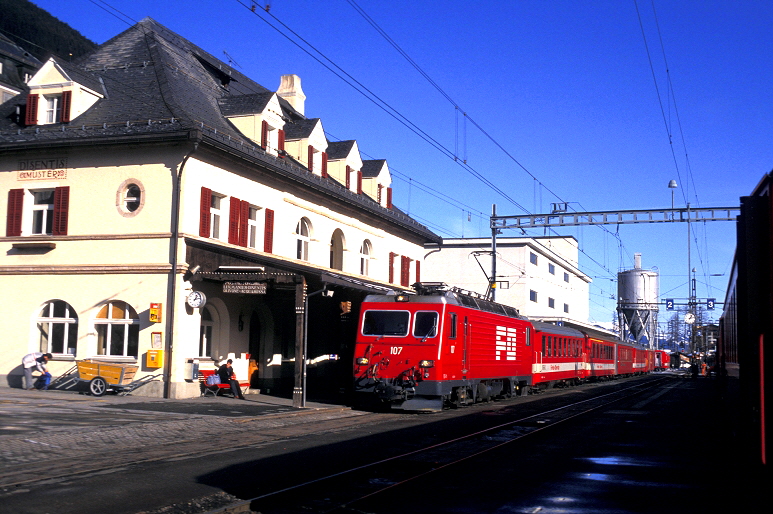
542;335;546;354
526;327;531;346
413;311;438;339
448;312;457;339
362;310;410;337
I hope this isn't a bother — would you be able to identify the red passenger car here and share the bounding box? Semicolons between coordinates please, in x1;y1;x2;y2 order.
587;336;616;380
532;322;586;387
654;350;671;371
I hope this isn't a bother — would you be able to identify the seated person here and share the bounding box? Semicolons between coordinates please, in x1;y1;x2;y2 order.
217;359;245;400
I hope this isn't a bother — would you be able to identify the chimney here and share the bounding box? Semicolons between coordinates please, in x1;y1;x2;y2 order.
277;74;306;115
634;252;642;269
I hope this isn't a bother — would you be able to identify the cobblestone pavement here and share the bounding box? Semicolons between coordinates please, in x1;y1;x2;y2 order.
0;388;378;489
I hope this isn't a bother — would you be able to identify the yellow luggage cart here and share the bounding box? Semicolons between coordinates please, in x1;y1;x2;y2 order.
75;359;158;396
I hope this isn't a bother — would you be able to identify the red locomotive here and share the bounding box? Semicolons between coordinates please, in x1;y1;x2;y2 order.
353;283;658;411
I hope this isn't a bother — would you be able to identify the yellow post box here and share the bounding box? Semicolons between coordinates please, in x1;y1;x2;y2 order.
146;349;164;368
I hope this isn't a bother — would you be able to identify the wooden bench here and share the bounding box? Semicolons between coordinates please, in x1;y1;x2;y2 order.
198;369;249;397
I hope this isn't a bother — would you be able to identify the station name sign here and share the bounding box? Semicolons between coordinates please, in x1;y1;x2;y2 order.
17;158;68;181
223;281;267;294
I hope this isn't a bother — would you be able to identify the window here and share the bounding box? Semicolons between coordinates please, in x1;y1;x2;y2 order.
45;95;62;123
209;194;223;239
548;297;555;309
413;312;438;339
124;184;141;212
248;207;260;248
330;228;345;270
95;301;140;358
564;272;569;283
362;310;409;337
116;180;144;217
31;190;54;234
530;290;538;303
448;312;457;339
564;303;569;313
360;240;372;276
296;217;311;261
530;252;538;265
548;263;555;275
6;187;70;236
37;300;78;355
199;306;214;357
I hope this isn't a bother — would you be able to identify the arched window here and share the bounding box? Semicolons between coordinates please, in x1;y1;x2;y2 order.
95;301;139;357
330;228;345;270
360;239;372;276
295;217;311;261
199;306;215;357
37;300;78;355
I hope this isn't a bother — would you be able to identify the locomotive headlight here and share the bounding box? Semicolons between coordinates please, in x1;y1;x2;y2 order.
419;360;434;368
356;357;369;366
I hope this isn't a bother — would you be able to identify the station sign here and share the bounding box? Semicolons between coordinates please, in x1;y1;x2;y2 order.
223;281;267;294
666;299;674;311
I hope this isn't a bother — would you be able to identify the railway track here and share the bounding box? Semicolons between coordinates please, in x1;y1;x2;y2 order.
228;376;670;514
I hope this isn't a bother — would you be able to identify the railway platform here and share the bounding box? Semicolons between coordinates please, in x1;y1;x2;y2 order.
0;372;764;513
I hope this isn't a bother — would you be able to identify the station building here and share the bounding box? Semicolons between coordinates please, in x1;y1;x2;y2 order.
0;18;440;399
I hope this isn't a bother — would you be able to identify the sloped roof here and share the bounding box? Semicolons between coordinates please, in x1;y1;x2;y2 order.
361;159;387;178
326;140;356;160
218;91;274;116
283;117;319;140
0;18;440;244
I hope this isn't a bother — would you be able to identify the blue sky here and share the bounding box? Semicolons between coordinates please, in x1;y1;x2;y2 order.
27;0;773;326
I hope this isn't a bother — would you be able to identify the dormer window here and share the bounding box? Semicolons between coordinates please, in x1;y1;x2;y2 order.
26;91;72;126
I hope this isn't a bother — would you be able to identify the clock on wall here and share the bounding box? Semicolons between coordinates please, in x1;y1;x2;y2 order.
684;312;695;324
186;291;207;308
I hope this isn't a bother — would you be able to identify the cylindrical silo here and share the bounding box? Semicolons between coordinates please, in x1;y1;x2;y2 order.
617;253;659;347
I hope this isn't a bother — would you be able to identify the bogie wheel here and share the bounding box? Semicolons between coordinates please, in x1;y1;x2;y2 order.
89;376;108;396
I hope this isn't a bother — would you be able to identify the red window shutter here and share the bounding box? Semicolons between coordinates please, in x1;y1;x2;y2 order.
307;146;314;171
60;91;73;123
239;200;249;247
199;187;211;238
345;166;351;189
388;252;396;283
321;152;328;178
386;187;393;209
400;256;411;287
52;186;70;236
25;94;39;126
6;189;24;237
264;208;274;253
415;260;421;283
278;130;285;157
261;120;268;149
228;196;240;244
357;171;363;194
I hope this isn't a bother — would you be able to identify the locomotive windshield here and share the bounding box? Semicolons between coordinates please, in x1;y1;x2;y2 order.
362;310;410;336
413;311;438;339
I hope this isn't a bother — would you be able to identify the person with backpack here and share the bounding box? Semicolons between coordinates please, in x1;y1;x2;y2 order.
22;353;52;390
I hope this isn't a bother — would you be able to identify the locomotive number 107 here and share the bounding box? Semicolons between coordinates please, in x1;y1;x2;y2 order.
390;347;403;355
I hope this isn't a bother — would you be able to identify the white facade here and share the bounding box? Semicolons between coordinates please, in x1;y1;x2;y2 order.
422;237;591;323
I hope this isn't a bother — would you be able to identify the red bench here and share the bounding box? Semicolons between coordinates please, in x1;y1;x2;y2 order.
198;369;249;397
